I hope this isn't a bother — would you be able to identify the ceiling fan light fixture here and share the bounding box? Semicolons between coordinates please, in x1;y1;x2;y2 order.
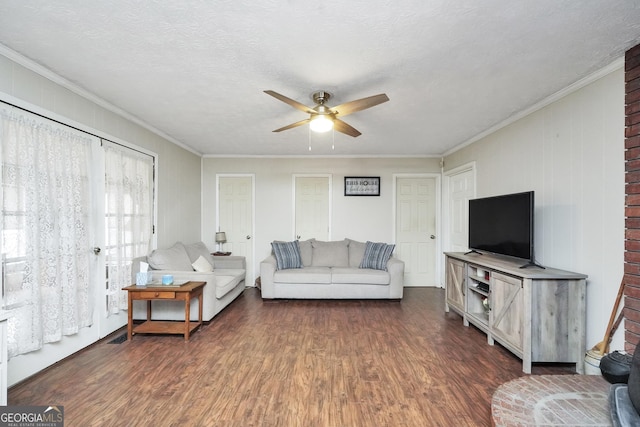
309;115;334;133
264;89;388;137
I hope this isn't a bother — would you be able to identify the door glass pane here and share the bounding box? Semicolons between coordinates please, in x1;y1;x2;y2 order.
104;143;154;314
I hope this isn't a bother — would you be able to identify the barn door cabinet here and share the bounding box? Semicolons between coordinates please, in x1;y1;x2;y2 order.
445;257;465;315
444;252;587;374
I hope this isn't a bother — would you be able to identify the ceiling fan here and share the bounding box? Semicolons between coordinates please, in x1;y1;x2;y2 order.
264;90;389;137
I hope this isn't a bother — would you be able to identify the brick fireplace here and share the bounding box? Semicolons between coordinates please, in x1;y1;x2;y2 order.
625;42;640;353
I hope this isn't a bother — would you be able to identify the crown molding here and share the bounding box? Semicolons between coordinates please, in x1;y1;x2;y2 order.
0;43;200;156
203;153;438;159
443;56;625;157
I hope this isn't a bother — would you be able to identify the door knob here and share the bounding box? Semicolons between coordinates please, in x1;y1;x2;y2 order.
246;235;251;240
93;247;101;255
296;235;301;240
430;235;436;240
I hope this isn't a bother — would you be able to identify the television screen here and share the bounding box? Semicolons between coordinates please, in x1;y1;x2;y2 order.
468;191;534;261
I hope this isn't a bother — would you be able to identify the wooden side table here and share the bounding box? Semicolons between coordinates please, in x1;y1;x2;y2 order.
123;281;206;341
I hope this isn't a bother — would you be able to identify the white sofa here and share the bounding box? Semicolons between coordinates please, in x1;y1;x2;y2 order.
131;241;245;321
260;238;404;299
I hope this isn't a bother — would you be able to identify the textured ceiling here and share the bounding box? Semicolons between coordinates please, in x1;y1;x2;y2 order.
0;1;639;156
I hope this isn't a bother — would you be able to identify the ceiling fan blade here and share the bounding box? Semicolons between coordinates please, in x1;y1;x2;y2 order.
333;118;361;137
264;90;314;114
272;118;312;132
331;94;389;117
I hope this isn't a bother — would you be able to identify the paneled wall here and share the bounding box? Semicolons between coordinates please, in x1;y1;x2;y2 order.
444;64;625;353
625;43;640;352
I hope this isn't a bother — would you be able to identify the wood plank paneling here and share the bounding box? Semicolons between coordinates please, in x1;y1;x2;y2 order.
8;288;575;427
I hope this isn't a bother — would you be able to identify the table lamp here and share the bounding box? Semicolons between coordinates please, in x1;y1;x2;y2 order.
215;232;227;252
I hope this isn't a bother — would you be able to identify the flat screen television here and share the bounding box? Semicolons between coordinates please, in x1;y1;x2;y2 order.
468;191;541;268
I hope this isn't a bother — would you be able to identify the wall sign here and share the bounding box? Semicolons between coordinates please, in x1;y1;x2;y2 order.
344;176;380;196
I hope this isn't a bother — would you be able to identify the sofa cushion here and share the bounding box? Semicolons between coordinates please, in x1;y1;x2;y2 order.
311;240;349;267
298;239;315;267
348;239;366;268
192;255;214;272
215;269;245;298
272;241;303;270
274;267;331;284
331;267;390;285
184;241;216;267
360;241;395;271
147;242;193;271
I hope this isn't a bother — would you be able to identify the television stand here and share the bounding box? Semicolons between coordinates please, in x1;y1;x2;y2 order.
444;251;587;373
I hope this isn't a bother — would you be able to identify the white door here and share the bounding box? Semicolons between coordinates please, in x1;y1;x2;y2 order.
218;176;254;282
447;167;475;252
395;177;437;286
294;176;330;241
102;143;155;337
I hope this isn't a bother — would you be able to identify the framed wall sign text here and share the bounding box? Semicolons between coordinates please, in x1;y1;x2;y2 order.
344;177;380;196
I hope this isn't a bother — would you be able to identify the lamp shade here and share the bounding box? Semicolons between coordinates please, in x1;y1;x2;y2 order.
309;115;333;133
215;232;227;243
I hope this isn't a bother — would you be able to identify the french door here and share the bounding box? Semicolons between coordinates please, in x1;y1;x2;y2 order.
1;103;155;357
1;106;101;357
102;142;155;335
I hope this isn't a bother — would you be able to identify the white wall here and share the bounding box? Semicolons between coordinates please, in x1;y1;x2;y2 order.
202;157;441;279
0;51;202;385
0;53;202;248
444;65;625;352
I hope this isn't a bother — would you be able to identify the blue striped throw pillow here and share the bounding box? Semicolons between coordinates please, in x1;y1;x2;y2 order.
271;241;303;270
359;241;395;271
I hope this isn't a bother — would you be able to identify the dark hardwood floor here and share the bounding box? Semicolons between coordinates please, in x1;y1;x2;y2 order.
8;287;575;426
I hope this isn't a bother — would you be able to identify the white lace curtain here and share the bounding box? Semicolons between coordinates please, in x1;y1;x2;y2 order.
1;107;95;358
104;144;153;314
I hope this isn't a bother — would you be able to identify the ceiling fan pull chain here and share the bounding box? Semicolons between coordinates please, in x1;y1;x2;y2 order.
332;128;335;150
308;126;312;151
